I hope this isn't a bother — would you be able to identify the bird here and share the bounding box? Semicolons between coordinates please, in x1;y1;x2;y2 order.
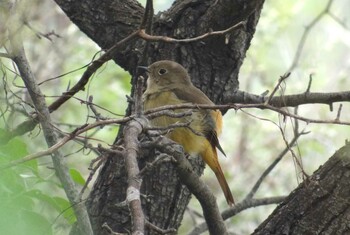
141;60;234;206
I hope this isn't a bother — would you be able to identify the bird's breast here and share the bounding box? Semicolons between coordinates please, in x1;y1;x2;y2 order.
143;90;218;156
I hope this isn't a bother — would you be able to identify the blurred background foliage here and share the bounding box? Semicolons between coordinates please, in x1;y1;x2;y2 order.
0;0;349;234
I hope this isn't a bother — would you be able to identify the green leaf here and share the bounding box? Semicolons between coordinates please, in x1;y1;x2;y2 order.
26;189;61;212
0;129;38;172
0;168;25;195
53;196;77;224
69;168;86;186
0;204;52;235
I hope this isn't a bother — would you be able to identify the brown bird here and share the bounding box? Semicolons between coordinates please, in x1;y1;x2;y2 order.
142;60;234;206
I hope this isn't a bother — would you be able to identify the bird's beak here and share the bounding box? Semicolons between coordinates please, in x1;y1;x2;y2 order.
137;66;149;73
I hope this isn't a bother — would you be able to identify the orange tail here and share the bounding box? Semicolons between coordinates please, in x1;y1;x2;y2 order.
214;165;235;206
203;145;235;206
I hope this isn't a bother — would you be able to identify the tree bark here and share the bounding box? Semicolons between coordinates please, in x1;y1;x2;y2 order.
54;0;264;234
253;143;350;235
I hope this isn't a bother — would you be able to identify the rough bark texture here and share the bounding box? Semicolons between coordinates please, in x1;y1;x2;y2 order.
54;0;264;234
253;143;350;235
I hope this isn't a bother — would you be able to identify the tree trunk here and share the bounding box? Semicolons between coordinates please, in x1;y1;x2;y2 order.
253;143;350;235
54;0;264;234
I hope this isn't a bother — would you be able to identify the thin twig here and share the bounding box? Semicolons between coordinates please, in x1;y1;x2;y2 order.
102;222;127;235
0;117;132;168
288;0;335;71
188;196;286;235
328;12;349;29
305;74;313;93
0;52;12;58
138;21;245;43
265;72;291;105
88;95;106;121
24;20;61;41
48;30;139;113
245;131;305;200
147;109;193;120
291;107;307;182
335;104;343;121
78;150;109;200
145;220;177;234
138;153;171;177
145;121;204;137
280;123;308;182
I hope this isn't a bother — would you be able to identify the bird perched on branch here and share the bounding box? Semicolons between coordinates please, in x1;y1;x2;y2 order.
141;60;234;206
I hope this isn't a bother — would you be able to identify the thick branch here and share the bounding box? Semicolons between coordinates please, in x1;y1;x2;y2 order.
253;143;350;234
144;103;350;126
153;137;227;235
123;118;146;234
121;74;146;234
225;90;350;107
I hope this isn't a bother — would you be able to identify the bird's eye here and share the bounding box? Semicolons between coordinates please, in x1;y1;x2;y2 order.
158;68;167;75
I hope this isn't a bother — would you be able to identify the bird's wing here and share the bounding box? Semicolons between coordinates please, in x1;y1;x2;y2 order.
172;87;226;156
171;86;213;105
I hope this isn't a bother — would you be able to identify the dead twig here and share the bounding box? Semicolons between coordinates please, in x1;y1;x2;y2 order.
265;72;291;105
138;21;245;43
145;220;177;234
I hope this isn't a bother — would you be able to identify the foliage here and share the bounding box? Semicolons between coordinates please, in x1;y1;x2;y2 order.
0;130;52;234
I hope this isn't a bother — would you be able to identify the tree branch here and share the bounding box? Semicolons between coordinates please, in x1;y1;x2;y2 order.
225;90;350;107
288;0;335;71
245;131;305;200
122;75;146;234
144;103;350;126
4;94;349;169
123;119;146;234
0;116;135;168
149;136;228;235
138;21;245;43
188;196;286;235
252;143;350;234
48;31;139;113
7;5;93;234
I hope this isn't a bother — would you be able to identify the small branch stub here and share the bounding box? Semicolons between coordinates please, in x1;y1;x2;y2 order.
127;186;141;202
